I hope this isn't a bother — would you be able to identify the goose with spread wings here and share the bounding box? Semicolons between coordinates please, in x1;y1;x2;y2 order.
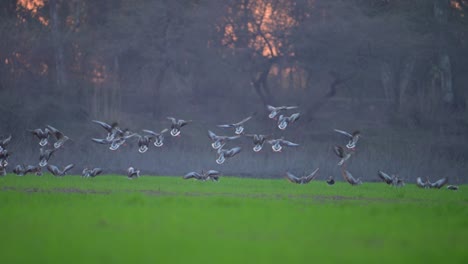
334;129;360;150
0;135;12;152
378;170;405;187
167;117;191;137
216;144;242;164
184;170;221;181
142;129;169;147
277;113;300;130
208;130;240;149
47;164;74;176
268;138;299;152
46;125;70;149
30;128;51;147
217;115;253;135
92;120;120;141
82;168;103;178
285;168;320;184
244;133;270;152
333;145;353;166
267;105;298;119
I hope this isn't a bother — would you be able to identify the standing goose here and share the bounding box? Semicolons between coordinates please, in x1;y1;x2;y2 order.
30;128;51;147
277;113;300;130
244;134;270;152
334;129;360;149
46;125;70;149
92;120;120;141
216;144;242;164
82;168;103;178
127;167;140;179
268;138;299;152
47;164;74;177
208;130;241;149
217;115;253;135
430;177;448;189
39;148;56;167
341;168;362;185
167;117;191;137
184;170;221;181
326;176;335;185
285;168;320;184
333;145;353;166
142;129;169;147
0;135;12;152
267;105;298;119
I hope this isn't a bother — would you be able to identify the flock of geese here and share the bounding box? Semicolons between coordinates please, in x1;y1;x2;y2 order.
0;104;460;190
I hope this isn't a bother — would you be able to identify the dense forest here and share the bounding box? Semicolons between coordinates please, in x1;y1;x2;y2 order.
1;0;467;181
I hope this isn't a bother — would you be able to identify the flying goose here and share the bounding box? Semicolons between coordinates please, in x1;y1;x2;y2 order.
430;177;448;189
39;148;56;167
208;130;241;149
277;113;300;130
0;150;10;167
92;132;136;151
142;129;169;147
334;129;360;149
82;168;103;178
30;128;51;147
217;115;253;135
167;117;191;137
447;185;459;191
47;164;74;176
216;144;242;164
183;170;221;181
135;134;153;153
285;168;320;184
416;177;431;189
92;120;120;141
244;134;270;152
341;168;362;185
268;138;299;152
0;135;12;152
326;176;335;185
333;145;353;166
46;125;70;149
127;167;140;179
267;105;298;119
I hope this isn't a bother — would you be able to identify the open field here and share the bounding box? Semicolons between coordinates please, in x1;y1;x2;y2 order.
0;175;467;264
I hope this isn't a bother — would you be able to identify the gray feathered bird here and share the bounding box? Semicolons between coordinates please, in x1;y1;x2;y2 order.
268;138;299;152
244;134;270;152
285;168;320;184
267;105;298;119
167;117;191;137
127;167;140;179
142;129;169;147
216;144;242;164
341;168;362;185
208;130;241;149
46;125;70;149
334;129;360;150
217;115;253;135
30;128;51;147
82;168;103;178
0;135;12;152
277;113;300;130
47;164;74;176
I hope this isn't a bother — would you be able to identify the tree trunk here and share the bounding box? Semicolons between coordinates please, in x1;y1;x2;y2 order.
49;0;67;90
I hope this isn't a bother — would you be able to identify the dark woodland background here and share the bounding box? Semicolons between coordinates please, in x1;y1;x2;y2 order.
1;0;468;182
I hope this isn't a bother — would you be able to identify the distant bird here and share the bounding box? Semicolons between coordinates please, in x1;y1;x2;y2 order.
267;105;298;119
378;170;404;187
333;145;353;166
268;138;299;152
183;170;221;181
285;168;320;184
92;120;120;141
430;177;448;189
39;148;56;167
142;129;169;147
334;129;360;149
167;117;191;137
208;130;240;149
47;164;74;177
341;168;362;185
82;168;103;178
216;144;242;164
46;125;70;149
0;150;10;167
217;115;253;135
92;132;136;150
25;165;42;176
135;134;153;153
127;167;140;179
326;176;335;185
416;177;431;189
447;185;459;191
13;164;26;176
277;113;300;130
0;135;12;152
244;134;270;152
30;128;51;147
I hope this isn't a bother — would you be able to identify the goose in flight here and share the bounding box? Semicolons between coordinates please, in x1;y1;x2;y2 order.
267;105;298;119
39;148;56;167
92;131;136;151
142;129;169;147
341;168;362;185
208;130;240;149
82;168;103;178
47;164;74;177
92;120;120;141
333;145;353;166
217;115;253;135
0;135;12;152
167;117;191;137
268;138;299;152
285;168;320;184
30;128;51;147
277;113;300;130
46;125;70;149
244;134;270;152
216;144;242;164
127;167;140;179
135;134;153;153
0;150;10;167
334;129;360;149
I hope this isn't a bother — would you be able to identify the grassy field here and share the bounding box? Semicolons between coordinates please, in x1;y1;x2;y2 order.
0;174;467;264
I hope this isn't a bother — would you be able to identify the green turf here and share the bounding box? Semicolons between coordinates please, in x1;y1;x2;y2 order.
0;174;467;264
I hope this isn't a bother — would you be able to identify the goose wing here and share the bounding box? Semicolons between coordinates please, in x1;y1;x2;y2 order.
206;170;220;177
47;165;61;176
303;168;320;183
63;164;75;174
280;139;299;147
287;113;300;122
334;129;353;139
92;120;114;132
378;170;393;184
431;177;448;189
0;135;12;147
184;171;201;179
285;172;300;183
90;168;103;177
333;146;345;158
208;130;219;141
224;147;242;157
234;116;252;126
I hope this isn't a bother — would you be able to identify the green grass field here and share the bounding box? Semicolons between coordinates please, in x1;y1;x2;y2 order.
0;174;467;264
